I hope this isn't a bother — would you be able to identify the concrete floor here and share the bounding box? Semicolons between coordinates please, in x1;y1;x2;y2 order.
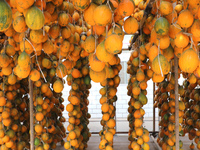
56;134;197;150
57;118;197;150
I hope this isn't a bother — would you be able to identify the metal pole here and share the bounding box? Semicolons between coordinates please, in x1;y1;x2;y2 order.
153;82;156;136
174;55;179;149
29;78;34;150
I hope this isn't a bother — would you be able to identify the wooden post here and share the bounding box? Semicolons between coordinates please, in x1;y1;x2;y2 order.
153;82;155;136
114;101;117;135
174;55;179;149
29;78;34;150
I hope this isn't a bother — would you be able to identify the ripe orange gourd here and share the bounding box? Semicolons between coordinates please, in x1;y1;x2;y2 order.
93;0;106;5
35;112;44;121
0;53;10;68
15;65;31;78
148;45;160;62
169;24;181;39
20;40;34;54
83;3;97;26
58;12;69;27
191;19;200;38
118;0;134;17
93;5;112;26
35;124;43;133
105;33;122;55
159;1;173;16
30;29;48;44
18;51;31;68
108;26;124;41
124;17;139;34
154;17;170;36
179;48;199;73
5;44;16;56
43;39;54;54
56;63;68;78
89;53;105;72
152;54;170;75
84;35;95;53
71;68;80;78
53;79;64;93
89;68;106;83
52;0;63;6
29;69;40;81
25;6;45;30
61;27;71;39
174;32;189;48
0;0;12;32
2;65;12;76
15;0;34;9
74;0;90;11
8;74;17;85
13;16;27;33
49;24;61;39
96;41;114;62
177;9;194;28
92;25;105;35
156;35;170;50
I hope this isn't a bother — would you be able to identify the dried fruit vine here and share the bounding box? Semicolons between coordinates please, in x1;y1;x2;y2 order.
73;0;124;149
0;0;200;149
0;0;90;149
126;0;200;148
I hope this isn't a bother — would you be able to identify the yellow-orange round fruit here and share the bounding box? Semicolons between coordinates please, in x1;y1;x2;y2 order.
174;32;189;48
154;17;170;36
179;48;199;73
96;41;114;62
35;124;43;133
89;53;105;72
83;3;97;26
16;0;34;9
89;68;106;83
53;79;64;93
191;19;200;38
156;35;170;49
84;35;95;53
93;5;112;26
30;29;47;44
35;112;44;121
25;6;45;30
13;16;27;33
124;17;138;34
177;9;194;28
15;65;31;79
118;0;134;17
58;12;69;27
18;51;31;68
105;33;122;54
0;0;12;32
29;69;40;81
152;54;170;75
74;0;90;11
159;1;173;16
